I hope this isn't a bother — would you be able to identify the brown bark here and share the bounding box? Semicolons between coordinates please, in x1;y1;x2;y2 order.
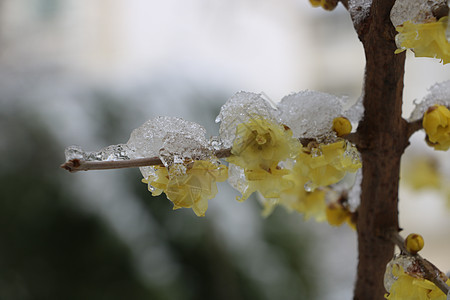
352;1;409;299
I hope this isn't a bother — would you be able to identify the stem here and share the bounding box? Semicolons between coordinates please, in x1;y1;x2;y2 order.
406;119;423;138
61;148;232;172
389;231;450;296
352;1;409;299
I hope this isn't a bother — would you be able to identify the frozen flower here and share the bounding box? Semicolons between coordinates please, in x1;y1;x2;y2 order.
423;104;450;150
295;140;362;190
395;17;450;64
227;117;301;170
142;160;228;217
226;117;301;202
236;162;295;202
384;264;450;300
262;167;327;221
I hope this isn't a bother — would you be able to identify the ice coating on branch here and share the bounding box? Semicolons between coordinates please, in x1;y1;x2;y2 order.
390;0;437;27
409;80;450;121
64;144;131;162
277;91;346;139
349;0;373;25
126;116;209;178
216;92;277;147
384;255;416;291
159;132;212;167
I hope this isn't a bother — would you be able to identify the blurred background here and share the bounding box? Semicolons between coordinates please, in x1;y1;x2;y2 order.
0;0;449;299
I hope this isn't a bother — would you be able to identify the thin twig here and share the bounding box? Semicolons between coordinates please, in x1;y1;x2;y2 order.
61;148;233;173
406;119;423;138
61;132;361;173
389;230;450;296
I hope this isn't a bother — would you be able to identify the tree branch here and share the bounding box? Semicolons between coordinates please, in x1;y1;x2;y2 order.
389;230;450;296
406;119;423;138
353;1;408;299
61;132;360;173
61;148;232;172
339;0;349;10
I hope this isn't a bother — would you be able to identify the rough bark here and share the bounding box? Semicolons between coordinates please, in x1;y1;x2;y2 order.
352;1;409;299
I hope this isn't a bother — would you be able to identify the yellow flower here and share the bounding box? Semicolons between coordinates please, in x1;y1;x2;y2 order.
401;157;441;190
395;17;450;64
326;203;356;229
227;117;301;202
264;169;327;221
296;140;362;190
296;189;327;221
235;162;294;202
385;264;450;300
142;165;169;196
227;118;301;170
142;160;228;217
423;105;450;151
309;0;338;11
283;168;327;221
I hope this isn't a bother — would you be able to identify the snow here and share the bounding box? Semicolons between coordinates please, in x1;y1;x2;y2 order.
216;91;278;148
277;90;346;139
349;0;373;25
409;80;450;121
390;0;435;27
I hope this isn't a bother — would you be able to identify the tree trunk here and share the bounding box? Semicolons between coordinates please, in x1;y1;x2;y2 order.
353;2;409;299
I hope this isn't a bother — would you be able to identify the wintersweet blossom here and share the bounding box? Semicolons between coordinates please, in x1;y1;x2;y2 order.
295;140;362;190
227;117;300;170
226;117;301;202
309;0;338;11
264;168;327;221
326;203;356;229
142;160;228;217
422;104;450;151
395;17;450;64
401;158;442;190
385;264;450;300
236;163;294;202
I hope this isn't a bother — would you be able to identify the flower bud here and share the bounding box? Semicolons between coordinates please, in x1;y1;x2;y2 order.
422;105;450;151
332;117;352;137
405;233;424;254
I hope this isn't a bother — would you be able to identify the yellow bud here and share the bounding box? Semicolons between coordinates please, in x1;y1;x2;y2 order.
422;104;450;151
405;233;424;254
332;117;352;137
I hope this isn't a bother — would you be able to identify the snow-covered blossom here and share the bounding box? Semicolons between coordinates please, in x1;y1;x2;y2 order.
142;160;228;217
218;91;362;222
295;139;362;191
384;255;450;300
